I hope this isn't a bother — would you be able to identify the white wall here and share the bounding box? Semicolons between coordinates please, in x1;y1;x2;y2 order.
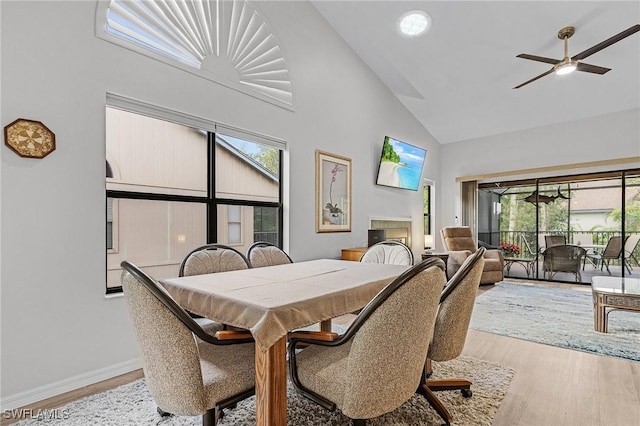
0;1;440;404
438;108;640;250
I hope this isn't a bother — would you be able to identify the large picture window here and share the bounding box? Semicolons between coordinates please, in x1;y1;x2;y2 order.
105;103;284;293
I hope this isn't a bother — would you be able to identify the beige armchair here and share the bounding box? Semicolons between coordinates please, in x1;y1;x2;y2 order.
441;226;504;285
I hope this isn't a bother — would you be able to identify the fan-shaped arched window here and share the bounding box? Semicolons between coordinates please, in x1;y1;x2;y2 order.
97;0;293;108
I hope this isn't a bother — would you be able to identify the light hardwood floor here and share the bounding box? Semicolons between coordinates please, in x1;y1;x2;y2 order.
3;282;639;426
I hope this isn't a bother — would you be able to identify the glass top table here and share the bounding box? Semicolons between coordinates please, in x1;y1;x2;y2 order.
591;276;640;333
503;256;537;278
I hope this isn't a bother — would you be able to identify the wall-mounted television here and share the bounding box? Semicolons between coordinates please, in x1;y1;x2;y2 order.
375;136;426;191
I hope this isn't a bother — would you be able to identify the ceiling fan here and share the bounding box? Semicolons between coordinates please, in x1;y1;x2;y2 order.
513;24;640;89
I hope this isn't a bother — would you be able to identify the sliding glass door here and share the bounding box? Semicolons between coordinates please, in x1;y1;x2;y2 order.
479;169;639;284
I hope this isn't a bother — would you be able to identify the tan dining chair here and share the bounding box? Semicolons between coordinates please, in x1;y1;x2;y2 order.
359;240;414;265
179;244;251;333
179;244;250;277
246;241;293;268
121;261;255;426
287;258;446;425
418;247;485;426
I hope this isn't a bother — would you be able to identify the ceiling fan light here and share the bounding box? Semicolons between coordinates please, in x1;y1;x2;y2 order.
398;10;431;37
555;61;578;75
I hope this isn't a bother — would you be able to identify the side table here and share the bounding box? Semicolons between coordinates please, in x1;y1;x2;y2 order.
591;276;640;333
504;257;537;278
421;252;449;263
421;253;449;278
341;247;368;261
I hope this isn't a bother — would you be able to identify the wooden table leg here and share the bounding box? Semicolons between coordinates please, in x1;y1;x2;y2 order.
255;337;287;426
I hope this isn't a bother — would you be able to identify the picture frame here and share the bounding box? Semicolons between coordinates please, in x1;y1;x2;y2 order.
316;150;351;233
4;118;56;159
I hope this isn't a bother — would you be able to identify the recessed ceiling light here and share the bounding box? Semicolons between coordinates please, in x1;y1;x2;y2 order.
398;10;431;37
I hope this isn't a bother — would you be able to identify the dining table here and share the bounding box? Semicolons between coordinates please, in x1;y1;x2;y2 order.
159;258;410;426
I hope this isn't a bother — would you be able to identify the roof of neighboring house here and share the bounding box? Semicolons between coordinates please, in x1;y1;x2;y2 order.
570;182;640;212
215;135;279;184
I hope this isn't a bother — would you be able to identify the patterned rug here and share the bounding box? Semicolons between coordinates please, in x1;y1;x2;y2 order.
471;282;640;362
15;356;513;425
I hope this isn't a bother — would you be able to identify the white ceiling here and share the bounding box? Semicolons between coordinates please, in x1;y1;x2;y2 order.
311;1;640;144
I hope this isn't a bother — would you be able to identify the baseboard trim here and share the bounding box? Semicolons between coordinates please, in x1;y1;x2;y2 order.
1;358;142;410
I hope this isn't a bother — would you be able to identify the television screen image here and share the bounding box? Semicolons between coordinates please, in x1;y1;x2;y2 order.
375;136;426;191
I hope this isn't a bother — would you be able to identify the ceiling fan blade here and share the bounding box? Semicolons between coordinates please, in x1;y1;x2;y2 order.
513;68;555;89
572;24;640;60
516;54;560;65
576;62;611;74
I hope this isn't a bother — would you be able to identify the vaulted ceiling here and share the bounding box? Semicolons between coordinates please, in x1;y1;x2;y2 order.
311;1;640;144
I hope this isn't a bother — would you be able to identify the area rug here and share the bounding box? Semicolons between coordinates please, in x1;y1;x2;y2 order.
15;356;513;425
471;282;640;362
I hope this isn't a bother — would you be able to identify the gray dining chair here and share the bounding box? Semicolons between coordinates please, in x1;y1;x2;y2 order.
287;258;446;425
121;261;255;426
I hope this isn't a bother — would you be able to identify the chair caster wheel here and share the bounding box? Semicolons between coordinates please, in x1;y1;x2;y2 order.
461;388;472;398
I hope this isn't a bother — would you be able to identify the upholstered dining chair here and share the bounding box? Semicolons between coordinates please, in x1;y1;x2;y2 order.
179;244;250;277
121;261;255;426
587;236;623;275
179;244;251;332
440;226;503;285
246;241;293;268
359;240;414;265
288;258;446;425
417;247;485;426
543;244;587;281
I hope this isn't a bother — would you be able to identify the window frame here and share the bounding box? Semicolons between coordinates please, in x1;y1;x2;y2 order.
105;96;285;294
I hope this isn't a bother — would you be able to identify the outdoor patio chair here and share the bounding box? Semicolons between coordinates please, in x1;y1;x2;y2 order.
543;245;587;282
544;235;566;250
587;236;623;275
623;235;640;273
521;234;540;257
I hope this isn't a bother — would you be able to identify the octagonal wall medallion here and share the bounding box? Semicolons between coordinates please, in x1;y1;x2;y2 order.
4;118;56;159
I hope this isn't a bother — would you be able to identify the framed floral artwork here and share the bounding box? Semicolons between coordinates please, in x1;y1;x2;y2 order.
316;150;351;233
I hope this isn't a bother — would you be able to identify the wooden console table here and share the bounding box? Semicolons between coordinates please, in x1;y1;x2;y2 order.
341;247;368;261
